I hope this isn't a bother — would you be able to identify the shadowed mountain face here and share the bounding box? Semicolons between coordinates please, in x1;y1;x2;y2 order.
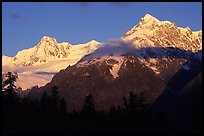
150;50;202;110
134;47;202;83
167;72;202;133
150;69;202;134
28;44;202;112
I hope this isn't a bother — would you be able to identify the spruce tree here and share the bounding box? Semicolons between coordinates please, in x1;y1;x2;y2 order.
2;71;18;100
81;93;96;115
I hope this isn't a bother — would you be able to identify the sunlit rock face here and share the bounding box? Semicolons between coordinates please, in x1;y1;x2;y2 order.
29;54;166;112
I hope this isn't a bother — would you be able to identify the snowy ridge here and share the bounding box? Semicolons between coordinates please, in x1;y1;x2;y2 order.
3;36;100;67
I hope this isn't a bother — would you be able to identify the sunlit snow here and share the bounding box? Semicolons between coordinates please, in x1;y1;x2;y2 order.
2;38;101;90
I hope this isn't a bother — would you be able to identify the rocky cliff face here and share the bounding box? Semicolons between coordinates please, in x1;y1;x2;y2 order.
31;54;166;111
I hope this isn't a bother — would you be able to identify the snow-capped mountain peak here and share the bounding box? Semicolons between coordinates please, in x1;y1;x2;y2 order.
2;36;101;67
88;40;100;44
122;14;202;52
37;36;73;50
37;36;58;46
41;35;56;41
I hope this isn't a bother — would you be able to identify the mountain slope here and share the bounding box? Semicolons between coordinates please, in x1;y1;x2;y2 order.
29;54;166;111
28;36;202;111
151;71;202;133
121;14;202;83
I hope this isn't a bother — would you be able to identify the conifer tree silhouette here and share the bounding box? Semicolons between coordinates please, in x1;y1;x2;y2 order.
40;91;50;110
81;93;96;116
2;71;19;101
59;98;67;114
123;91;148;120
51;85;59;110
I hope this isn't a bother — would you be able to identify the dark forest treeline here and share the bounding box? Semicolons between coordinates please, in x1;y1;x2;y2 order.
2;72;174;134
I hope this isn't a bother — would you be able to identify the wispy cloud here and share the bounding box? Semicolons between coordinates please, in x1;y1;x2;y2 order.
70;2;132;9
82;39;136;60
10;14;26;20
70;2;91;9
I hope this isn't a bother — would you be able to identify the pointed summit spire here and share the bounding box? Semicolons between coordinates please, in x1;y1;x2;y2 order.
41;36;57;42
42;36;51;39
143;14;157;19
88;40;100;44
38;36;58;47
141;14;161;24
